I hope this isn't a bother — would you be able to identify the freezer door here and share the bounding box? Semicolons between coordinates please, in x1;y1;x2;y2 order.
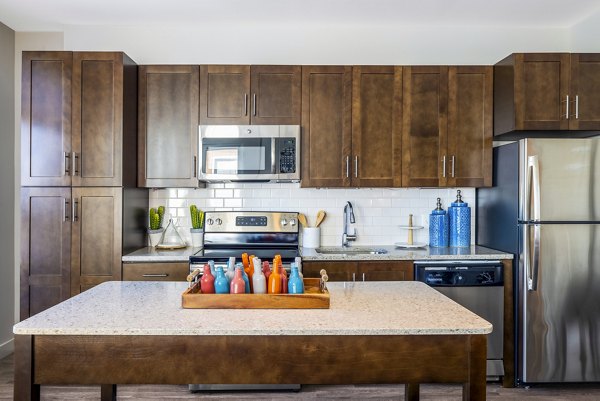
519;223;600;383
519;137;600;222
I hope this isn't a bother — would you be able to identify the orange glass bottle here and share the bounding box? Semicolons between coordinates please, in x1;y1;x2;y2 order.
268;259;282;294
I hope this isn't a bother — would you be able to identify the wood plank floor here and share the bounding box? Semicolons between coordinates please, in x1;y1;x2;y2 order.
3;354;600;400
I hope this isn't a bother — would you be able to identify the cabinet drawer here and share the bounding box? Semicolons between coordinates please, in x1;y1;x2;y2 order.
122;262;188;281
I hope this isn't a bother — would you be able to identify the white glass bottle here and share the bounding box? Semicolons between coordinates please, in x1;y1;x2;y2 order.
251;257;267;294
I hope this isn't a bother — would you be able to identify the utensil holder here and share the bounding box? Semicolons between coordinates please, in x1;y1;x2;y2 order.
302;227;321;248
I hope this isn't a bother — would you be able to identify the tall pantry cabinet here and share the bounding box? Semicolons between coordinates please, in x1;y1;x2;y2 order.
20;51;148;319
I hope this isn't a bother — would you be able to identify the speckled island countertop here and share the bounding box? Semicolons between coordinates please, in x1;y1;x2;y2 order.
13;281;491;336
122;246;202;263
301;245;512;261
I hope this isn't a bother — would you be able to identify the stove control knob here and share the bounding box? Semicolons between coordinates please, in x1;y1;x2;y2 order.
289;218;297;226
206;218;214;226
281;218;288;226
215;218;223;225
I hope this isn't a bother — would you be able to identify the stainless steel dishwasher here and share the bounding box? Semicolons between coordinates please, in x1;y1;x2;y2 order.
414;260;504;379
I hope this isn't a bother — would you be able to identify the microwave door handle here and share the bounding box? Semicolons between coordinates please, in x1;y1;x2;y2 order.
271;138;277;174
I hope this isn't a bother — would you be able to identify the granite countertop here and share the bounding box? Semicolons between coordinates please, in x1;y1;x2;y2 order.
13;281;491;336
301;245;512;261
122;247;202;263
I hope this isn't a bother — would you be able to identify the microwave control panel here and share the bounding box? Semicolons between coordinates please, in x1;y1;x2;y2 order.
278;138;296;174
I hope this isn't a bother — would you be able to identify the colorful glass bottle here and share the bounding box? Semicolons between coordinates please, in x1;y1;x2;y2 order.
237;263;251;293
429;198;449;247
263;261;272;283
288;263;304;294
252;258;267;294
449;190;471;247
268;261;281;294
200;263;215;294
294;257;304;280
280;264;288;294
230;267;246;294
214;266;229;294
208;260;216;277
225;257;235;283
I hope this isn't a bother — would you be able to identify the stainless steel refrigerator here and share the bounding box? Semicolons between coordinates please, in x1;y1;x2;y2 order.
477;137;600;384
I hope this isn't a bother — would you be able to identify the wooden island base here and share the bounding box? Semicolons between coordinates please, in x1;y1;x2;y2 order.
15;333;486;401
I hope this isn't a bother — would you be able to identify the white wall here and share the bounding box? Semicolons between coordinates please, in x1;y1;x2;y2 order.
570;8;600;51
0;22;15;359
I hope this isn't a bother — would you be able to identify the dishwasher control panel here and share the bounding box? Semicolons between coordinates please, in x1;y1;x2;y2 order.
414;261;503;287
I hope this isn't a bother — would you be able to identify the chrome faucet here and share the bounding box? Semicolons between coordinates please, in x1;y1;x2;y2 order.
342;201;357;247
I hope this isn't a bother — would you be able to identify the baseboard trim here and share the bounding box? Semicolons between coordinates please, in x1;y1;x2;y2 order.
0;337;14;359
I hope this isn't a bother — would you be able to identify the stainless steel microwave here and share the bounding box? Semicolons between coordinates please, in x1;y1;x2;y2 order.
198;125;300;182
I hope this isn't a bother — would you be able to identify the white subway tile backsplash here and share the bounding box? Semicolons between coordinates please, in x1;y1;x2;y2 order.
150;183;476;246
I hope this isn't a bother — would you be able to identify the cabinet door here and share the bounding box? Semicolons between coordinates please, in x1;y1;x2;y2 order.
302;261;357;282
301;66;352;188
358;261;414;281
200;65;250;125
71;187;122;295
514;53;570;131
570;53;600;130
20;187;71;319
21;52;72;186
352;66;402;187
250;65;301;125
402;66;448;187
447;66;493;187
122;262;189;281
72;52;123;187
139;65;199;187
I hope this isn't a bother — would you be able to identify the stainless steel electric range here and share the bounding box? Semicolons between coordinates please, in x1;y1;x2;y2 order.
189;211;300;274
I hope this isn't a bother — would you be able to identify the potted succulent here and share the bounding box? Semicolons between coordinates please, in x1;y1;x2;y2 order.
148;206;165;247
189;205;204;248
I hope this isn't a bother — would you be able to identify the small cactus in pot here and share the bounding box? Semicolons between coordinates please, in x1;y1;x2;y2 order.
189;205;204;248
148;206;166;247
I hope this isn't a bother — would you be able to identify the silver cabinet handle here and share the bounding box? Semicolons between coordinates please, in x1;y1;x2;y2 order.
193;156;197;178
441;155;446;178
143;273;169;278
575;95;579;119
352;272;355;282
354;156;358;178
64;198;70;221
244;93;248;116
72;152;79;176
252;93;257;116
564;95;570;119
451;155;455;178
362;272;365;282
346;156;350;178
72;198;79;223
64;152;71;176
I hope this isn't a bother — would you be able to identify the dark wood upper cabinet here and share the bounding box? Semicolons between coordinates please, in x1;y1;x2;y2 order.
250;65;301;125
492;53;600;135
401;66;449;187
447;66;493;187
22;51;137;188
301;66;352;188
71;187;122;296
200;65;301;125
138;65;199;188
21;52;72;187
20;187;72;319
569;53;600;130
351;66;402;187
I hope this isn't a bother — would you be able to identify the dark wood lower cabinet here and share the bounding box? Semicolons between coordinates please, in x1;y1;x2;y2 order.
122;262;188;281
303;260;413;282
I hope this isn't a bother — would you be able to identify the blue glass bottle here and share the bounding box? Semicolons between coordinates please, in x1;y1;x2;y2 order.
429;198;448;247
449;190;471;247
288;263;304;294
214;266;229;294
236;263;251;293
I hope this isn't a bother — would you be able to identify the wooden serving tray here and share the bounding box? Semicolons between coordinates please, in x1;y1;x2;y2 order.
182;278;330;309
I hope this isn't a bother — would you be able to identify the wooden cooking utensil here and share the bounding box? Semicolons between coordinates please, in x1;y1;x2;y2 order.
315;210;326;227
298;213;309;227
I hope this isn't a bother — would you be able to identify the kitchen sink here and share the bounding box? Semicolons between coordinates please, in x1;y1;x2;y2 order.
315;247;388;255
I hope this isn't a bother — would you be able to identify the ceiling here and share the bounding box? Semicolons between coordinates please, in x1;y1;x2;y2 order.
1;0;599;31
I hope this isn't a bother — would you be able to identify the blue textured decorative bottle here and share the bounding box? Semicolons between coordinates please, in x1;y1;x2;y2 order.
449;190;471;247
429;198;448;247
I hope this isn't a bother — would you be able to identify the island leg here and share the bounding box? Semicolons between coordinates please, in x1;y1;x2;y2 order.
405;383;420;400
14;335;40;401
463;335;487;401
101;384;117;401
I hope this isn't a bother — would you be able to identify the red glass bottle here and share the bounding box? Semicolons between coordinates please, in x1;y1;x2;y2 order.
200;263;215;294
230;267;246;294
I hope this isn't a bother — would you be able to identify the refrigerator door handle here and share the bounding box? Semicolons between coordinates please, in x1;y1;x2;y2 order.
528;224;541;291
526;155;541;222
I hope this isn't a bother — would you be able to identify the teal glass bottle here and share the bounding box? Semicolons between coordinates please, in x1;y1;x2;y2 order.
288;263;304;294
214;266;229;294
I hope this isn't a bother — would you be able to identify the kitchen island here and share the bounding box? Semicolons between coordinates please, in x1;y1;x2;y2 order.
13;281;491;401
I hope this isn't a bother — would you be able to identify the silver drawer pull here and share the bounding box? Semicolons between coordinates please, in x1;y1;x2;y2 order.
143;273;168;278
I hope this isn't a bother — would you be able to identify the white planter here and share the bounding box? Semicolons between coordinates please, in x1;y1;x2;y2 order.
302;227;321;248
190;228;204;248
148;228;164;247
